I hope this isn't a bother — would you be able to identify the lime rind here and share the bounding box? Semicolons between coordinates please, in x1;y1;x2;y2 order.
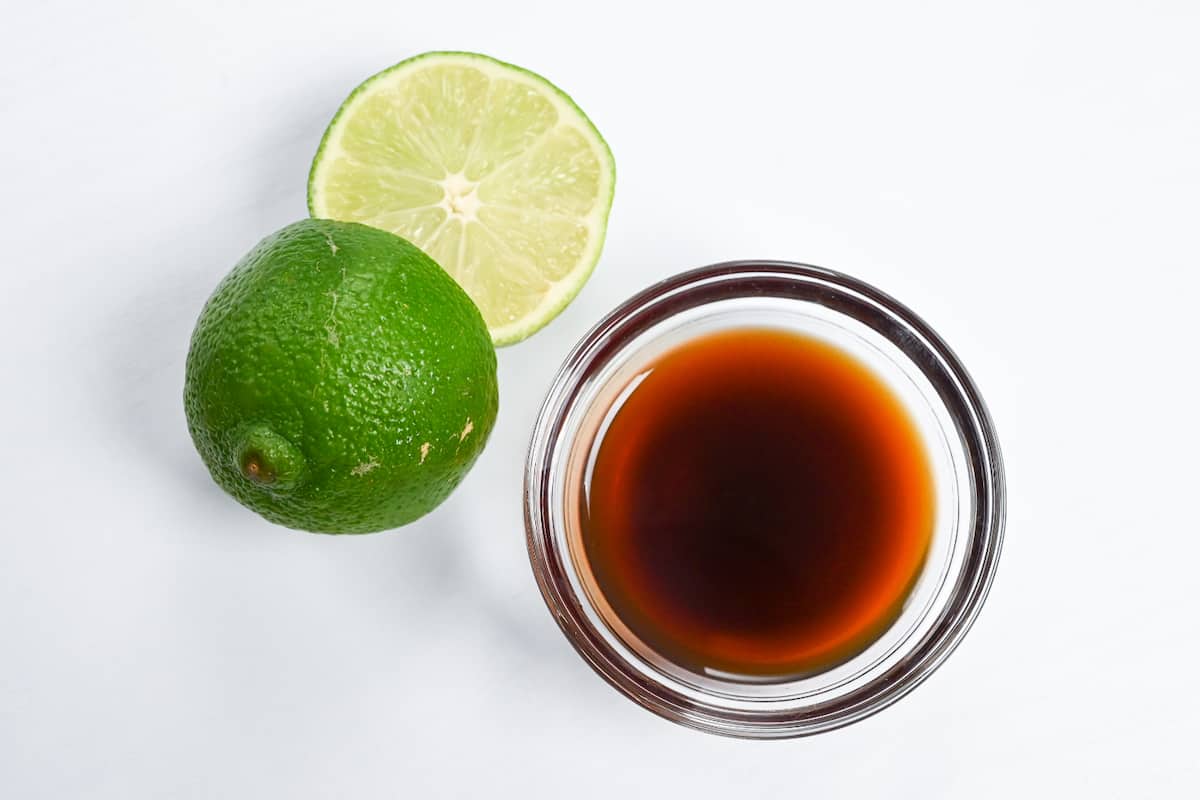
308;51;616;345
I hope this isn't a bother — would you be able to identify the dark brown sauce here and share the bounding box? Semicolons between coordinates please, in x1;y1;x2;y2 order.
578;328;935;678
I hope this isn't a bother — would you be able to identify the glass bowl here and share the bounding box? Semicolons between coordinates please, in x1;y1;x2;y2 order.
524;261;1005;738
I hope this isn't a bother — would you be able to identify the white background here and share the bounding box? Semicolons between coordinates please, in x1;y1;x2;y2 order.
3;1;1198;797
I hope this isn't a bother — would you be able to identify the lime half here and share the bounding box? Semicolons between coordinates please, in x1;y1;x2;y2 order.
308;52;615;345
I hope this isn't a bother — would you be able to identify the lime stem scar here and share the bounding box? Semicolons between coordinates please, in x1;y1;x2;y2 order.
235;425;304;489
241;452;276;484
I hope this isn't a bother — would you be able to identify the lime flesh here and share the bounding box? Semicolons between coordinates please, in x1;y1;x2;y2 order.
308;51;615;345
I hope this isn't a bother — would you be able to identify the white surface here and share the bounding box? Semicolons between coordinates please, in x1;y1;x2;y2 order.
3;1;1198;797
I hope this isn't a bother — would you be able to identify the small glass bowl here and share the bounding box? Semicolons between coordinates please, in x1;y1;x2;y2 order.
524;262;1005;738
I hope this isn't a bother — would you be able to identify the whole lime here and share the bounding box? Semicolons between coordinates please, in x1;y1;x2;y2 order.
184;219;498;534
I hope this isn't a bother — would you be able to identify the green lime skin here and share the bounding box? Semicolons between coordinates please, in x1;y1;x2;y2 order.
184;219;498;534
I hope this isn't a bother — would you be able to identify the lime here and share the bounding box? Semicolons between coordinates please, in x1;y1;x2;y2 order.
307;51;616;345
184;219;498;534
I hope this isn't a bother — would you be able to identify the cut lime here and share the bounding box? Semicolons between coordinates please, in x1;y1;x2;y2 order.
308;52;616;345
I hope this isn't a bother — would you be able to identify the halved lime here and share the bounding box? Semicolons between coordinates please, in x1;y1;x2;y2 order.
308;52;616;345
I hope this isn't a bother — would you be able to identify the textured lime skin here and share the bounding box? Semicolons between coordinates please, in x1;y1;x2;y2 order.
184;219;498;534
